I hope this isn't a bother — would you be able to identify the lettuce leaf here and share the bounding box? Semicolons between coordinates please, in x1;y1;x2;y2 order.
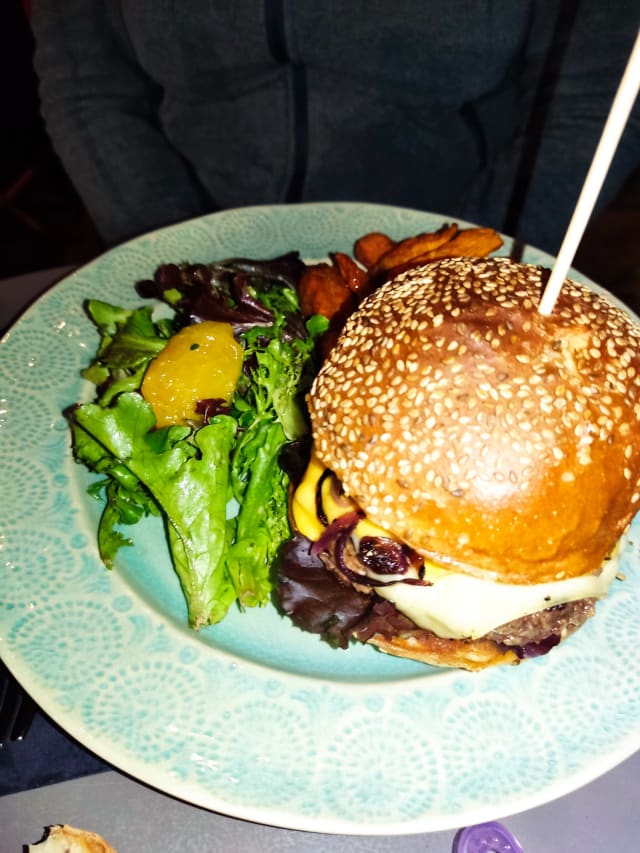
73;393;236;626
68;257;326;629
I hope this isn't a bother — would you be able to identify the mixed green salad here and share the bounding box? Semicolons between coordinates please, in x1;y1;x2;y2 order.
67;254;326;629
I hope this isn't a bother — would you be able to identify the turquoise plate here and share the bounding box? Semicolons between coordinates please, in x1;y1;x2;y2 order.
2;203;639;834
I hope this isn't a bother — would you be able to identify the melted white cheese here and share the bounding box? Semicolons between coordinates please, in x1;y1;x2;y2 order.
293;453;619;639
376;553;619;639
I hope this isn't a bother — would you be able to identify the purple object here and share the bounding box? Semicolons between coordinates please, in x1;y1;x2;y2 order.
455;821;524;853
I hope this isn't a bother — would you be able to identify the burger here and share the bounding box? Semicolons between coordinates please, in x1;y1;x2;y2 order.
277;256;640;670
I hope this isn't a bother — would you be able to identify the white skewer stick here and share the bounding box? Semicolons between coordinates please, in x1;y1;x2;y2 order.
538;28;640;315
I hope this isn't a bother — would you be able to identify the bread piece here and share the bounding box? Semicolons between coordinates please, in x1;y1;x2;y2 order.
29;824;118;853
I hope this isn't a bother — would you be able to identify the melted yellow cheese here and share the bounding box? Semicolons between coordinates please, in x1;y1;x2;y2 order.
292;453;390;540
292;455;619;639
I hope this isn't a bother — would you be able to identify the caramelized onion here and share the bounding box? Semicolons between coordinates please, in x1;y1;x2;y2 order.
310;511;361;556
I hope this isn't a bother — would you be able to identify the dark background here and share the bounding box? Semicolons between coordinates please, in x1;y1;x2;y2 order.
2;1;639;313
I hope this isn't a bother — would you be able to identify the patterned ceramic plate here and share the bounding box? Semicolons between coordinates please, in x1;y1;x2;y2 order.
2;203;639;834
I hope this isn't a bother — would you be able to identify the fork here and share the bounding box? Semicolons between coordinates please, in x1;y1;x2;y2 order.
0;660;37;744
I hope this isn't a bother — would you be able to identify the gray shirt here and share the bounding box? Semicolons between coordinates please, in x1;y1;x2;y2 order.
32;0;640;253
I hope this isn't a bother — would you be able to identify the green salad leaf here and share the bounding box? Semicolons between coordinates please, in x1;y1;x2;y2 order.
67;255;326;628
80;300;173;404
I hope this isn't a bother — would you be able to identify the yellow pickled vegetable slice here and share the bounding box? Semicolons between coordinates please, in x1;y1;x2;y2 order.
141;321;243;427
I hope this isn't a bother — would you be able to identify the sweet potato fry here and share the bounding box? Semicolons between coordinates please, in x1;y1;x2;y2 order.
297;223;503;356
297;262;356;320
363;225;502;293
410;227;503;263
369;223;459;277
331;251;369;294
353;232;396;269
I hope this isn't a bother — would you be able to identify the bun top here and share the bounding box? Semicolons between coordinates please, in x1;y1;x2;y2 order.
308;256;640;585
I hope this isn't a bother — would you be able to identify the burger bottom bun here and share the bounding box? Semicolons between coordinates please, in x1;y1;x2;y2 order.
366;631;520;671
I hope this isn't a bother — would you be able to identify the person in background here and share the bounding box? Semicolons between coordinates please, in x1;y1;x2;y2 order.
30;1;640;256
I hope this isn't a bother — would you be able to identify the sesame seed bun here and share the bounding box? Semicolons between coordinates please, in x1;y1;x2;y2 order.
308;256;640;587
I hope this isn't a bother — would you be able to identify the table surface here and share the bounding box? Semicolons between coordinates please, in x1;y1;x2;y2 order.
1;753;639;853
2;265;639;853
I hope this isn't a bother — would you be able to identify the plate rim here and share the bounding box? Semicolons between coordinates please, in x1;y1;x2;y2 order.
2;201;640;835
